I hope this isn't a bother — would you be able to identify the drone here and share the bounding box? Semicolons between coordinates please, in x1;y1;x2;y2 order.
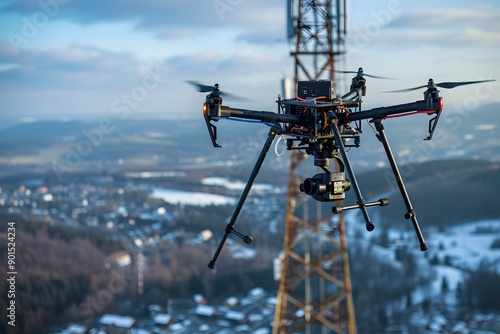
190;68;495;269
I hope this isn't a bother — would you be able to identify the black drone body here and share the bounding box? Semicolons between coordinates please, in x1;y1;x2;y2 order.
197;69;494;269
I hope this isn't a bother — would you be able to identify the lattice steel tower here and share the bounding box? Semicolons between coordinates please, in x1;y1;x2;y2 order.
273;1;356;333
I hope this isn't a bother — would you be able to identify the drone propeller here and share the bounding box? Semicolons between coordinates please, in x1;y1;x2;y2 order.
186;80;248;101
386;78;496;93
332;67;397;80
186;80;214;93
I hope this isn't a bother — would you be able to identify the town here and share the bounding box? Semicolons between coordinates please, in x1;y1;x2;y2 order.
1;162;500;333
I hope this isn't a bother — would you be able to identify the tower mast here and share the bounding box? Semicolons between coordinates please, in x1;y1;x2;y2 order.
273;1;356;333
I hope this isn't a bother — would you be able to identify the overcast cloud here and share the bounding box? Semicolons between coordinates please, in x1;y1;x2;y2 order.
0;0;499;120
385;5;500;47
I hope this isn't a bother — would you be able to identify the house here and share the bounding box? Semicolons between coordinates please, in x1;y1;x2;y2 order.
152;313;172;328
52;324;87;334
248;287;265;299
224;296;239;308
224;310;245;323
129;329;151;334
109;251;132;267
147;304;161;317
193;293;207;305
99;314;135;334
195;304;216;317
478;314;500;333
167;298;194;315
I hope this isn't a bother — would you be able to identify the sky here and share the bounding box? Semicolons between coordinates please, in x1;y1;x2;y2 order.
0;0;499;124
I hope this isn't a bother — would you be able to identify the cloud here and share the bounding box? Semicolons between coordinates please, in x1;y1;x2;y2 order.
3;1;497;119
0;42;178;118
385;4;500;47
164;46;288;84
2;0;286;44
0;40;286;117
218;48;287;74
2;0;193;26
389;5;499;29
0;43;171;90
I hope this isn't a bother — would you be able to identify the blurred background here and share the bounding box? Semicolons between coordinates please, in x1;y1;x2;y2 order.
0;0;500;333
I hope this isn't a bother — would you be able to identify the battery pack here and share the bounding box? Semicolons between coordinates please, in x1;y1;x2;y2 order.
297;80;337;100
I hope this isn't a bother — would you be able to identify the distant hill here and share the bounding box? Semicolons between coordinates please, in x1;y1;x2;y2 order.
0;120;88;141
0;115;279;178
0;101;498;171
0;108;499;228
347;159;500;228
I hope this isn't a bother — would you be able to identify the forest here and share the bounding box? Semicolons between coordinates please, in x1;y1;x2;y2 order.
1;188;500;333
0;214;124;333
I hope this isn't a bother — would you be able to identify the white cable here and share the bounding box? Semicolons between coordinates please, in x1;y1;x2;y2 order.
274;134;286;157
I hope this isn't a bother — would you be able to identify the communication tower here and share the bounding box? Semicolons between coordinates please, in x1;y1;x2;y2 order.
273;1;356;333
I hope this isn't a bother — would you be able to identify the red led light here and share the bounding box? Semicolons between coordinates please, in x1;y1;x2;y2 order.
202;103;207;115
439;97;444;110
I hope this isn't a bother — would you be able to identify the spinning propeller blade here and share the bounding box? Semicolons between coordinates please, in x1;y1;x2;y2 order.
185;80;214;93
332;67;397;80
185;80;249;101
386;79;496;93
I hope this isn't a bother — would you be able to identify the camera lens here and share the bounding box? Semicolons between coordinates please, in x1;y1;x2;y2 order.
302;178;316;195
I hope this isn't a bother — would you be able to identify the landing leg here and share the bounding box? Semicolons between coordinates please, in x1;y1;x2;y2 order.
208;126;281;269
330;120;381;231
373;118;428;251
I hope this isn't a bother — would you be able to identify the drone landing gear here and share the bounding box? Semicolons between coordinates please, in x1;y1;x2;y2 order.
372;118;428;251
329;119;388;231
208;126;281;269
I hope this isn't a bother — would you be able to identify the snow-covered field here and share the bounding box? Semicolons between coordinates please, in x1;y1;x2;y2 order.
427;219;500;296
151;187;236;206
201;177;277;193
345;207;500;306
150;177;282;207
428;219;500;273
